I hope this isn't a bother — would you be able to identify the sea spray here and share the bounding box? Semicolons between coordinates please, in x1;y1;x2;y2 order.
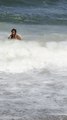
0;36;67;73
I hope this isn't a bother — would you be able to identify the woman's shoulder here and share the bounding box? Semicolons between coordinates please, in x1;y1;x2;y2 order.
16;34;22;40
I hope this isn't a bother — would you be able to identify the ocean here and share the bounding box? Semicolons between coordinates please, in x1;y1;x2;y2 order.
0;0;67;120
0;0;67;25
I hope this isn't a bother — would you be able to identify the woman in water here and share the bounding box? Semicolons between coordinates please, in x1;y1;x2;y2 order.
8;28;22;40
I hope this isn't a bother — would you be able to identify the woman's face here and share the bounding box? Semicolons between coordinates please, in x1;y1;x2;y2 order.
11;30;16;35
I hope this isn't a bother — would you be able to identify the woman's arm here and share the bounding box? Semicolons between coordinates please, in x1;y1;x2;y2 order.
8;35;11;39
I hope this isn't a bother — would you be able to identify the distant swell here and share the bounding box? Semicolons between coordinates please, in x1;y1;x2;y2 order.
0;0;67;7
0;0;67;24
0;0;43;6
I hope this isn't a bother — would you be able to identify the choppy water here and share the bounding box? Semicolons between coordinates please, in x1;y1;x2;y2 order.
0;0;67;24
0;71;67;120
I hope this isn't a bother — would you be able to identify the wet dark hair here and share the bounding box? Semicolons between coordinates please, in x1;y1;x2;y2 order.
11;28;17;33
11;28;17;39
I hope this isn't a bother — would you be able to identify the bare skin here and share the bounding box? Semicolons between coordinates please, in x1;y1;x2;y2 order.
8;29;22;40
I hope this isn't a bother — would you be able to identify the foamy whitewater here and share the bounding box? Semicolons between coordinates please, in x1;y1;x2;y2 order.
0;24;67;119
0;31;67;74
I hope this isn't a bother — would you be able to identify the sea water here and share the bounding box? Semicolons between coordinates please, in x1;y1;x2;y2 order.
0;0;67;119
0;24;67;74
0;24;67;120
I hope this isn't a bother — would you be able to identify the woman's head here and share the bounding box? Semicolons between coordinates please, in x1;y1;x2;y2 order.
11;28;17;35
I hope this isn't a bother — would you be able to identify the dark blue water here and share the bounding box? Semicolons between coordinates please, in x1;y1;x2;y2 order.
0;0;67;24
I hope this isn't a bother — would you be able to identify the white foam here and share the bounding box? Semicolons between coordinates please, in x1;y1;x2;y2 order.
0;33;67;73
